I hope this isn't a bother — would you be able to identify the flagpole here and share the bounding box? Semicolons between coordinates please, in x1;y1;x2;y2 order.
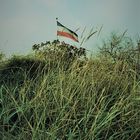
56;18;58;40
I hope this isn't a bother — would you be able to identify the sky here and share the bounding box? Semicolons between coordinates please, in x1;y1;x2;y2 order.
0;0;140;57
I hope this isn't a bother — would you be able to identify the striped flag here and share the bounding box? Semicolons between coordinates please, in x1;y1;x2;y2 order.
57;21;79;42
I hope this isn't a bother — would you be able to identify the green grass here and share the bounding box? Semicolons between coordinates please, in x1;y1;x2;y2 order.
0;55;140;140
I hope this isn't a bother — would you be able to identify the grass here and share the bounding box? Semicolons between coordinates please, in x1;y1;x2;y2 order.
0;54;140;140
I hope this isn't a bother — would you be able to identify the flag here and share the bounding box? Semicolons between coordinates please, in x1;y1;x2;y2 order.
57;21;79;42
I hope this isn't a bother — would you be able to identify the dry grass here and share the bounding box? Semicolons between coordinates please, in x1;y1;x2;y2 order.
0;54;140;140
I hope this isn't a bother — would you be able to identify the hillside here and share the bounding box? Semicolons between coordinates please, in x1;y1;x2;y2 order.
0;37;140;139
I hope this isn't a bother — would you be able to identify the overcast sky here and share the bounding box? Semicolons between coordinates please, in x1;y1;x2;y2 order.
0;0;140;56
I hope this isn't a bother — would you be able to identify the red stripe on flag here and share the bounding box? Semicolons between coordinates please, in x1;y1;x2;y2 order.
57;31;78;42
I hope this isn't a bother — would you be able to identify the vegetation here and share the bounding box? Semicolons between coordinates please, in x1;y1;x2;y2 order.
32;40;87;61
0;52;5;62
0;34;140;140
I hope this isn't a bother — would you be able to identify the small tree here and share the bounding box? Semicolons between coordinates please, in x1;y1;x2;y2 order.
99;32;137;65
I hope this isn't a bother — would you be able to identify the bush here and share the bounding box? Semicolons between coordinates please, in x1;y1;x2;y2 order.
99;32;138;65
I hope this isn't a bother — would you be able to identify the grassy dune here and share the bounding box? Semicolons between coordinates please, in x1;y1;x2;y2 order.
0;54;140;140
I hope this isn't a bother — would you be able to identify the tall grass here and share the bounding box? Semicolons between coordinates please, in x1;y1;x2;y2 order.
0;54;140;140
